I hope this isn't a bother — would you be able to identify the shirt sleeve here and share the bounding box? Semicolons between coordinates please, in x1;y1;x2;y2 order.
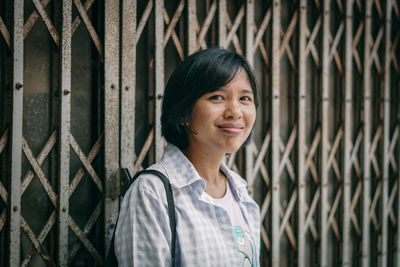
114;178;172;267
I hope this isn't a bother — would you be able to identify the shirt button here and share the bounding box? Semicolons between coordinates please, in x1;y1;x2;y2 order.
237;190;242;200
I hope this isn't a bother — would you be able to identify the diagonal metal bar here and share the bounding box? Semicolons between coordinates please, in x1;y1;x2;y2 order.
305;16;322;67
260;190;272;252
224;7;243;54
328;31;343;74
369;181;382;231
251;143;270;187
280;29;296;69
304;187;320;240
261;227;270;250
136;0;153;44
350;181;362;235
373;0;383;18
326;187;343;240
393;0;399;16
253;8;271;54
279;11;298;58
69;215;103;264
163;4;184;60
278;137;295;181
22;137;57;207
133;128;154;174
0;129;7;231
260;190;271;222
251;130;271;182
31;0;59;45
24;0;50;39
196;0;217;50
369;126;382;177
21;211;56;267
326;127;343;180
21;131;57;194
391;33;399;72
278;126;297;180
21;216;56;266
335;0;344;12
279;204;297;250
351;130;363;177
163;0;184;48
0;181;6;204
0;210;6;232
0;128;8;153
369;27;384;72
225;4;245;49
0;16;10;47
304;128;321;184
253;24;269;66
69;135;103;197
328;21;344;62
0;129;9;204
389;126;399;173
73;0;103;57
72;0;95;35
279;189;297;237
70;135;103;193
68;201;102;262
304;203;318;241
352;21;364;73
387;180;398;226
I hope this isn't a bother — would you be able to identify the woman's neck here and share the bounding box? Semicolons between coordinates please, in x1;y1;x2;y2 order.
182;145;224;184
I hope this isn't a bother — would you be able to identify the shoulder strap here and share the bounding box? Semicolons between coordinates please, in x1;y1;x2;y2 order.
106;168;176;266
131;169;177;265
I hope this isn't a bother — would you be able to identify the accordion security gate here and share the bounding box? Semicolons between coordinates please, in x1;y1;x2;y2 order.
0;0;399;266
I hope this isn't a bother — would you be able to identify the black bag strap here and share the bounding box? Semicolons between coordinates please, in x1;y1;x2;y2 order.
106;168;176;266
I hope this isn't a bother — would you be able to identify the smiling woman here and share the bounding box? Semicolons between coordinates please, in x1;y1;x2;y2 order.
115;48;261;267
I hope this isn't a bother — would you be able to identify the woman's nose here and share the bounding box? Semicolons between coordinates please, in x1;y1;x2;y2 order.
223;101;242;119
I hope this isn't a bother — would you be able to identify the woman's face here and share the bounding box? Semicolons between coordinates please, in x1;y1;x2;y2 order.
186;69;256;155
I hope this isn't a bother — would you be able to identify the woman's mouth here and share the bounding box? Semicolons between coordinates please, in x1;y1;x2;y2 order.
217;123;244;134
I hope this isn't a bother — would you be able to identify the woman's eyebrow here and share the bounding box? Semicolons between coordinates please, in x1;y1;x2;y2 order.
216;88;254;94
241;89;254;94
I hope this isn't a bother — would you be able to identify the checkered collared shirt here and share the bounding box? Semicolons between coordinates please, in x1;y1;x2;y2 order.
114;144;260;266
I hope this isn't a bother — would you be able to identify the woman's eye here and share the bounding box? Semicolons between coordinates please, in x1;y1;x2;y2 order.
209;95;224;101
240;96;253;102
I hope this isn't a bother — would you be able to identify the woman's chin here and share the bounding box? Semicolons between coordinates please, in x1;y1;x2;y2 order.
220;142;245;154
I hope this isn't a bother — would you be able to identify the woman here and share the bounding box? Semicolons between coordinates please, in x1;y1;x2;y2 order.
115;48;260;266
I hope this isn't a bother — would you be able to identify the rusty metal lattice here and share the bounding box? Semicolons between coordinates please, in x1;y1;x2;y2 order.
1;0;399;266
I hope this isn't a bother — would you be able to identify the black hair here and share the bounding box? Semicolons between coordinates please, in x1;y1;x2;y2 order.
161;48;259;150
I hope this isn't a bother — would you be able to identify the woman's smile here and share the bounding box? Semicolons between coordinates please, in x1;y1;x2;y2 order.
217;123;245;134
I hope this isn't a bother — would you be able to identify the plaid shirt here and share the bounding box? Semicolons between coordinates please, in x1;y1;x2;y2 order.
114;144;260;267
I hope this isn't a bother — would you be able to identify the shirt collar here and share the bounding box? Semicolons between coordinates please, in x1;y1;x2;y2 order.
219;162;253;203
160;143;252;203
159;144;204;189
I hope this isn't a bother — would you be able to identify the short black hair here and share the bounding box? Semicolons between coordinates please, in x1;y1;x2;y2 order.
161;48;259;150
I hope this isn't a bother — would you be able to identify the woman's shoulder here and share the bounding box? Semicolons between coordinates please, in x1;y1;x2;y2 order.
125;163;169;200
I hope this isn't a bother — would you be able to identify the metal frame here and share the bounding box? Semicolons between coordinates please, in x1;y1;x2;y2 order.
271;1;281;265
58;0;72;265
362;0;372;265
342;0;354;265
10;1;23;266
104;0;120;261
298;1;307;265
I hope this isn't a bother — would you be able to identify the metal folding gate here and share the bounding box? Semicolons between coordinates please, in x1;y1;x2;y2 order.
0;0;399;266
